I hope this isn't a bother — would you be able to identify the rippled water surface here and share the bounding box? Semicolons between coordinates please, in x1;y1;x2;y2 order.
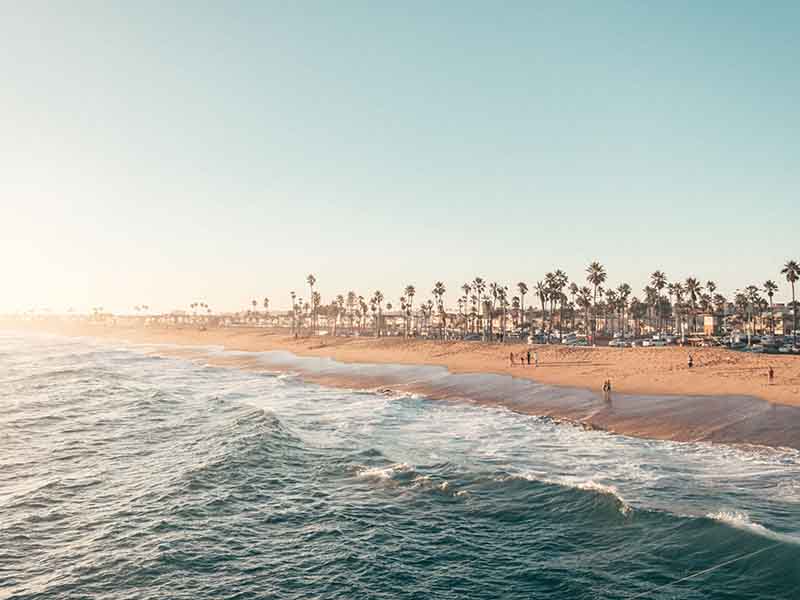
2;333;799;599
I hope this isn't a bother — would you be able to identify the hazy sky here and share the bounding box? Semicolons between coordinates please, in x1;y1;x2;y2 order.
2;2;798;313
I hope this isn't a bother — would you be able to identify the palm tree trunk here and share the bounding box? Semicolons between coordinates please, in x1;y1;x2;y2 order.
792;282;797;346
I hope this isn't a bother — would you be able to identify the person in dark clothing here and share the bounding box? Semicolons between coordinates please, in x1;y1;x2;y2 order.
526;350;531;366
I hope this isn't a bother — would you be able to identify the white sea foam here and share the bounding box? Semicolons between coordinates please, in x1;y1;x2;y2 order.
356;463;415;482
706;511;800;545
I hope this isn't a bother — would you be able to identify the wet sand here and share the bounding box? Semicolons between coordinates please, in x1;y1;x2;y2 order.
5;320;800;449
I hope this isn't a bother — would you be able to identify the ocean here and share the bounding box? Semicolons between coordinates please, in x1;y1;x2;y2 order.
2;332;799;599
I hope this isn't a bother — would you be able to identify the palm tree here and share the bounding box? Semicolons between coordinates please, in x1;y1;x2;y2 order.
290;291;297;333
650;271;667;332
405;285;416;335
497;286;509;340
577;286;592;334
673;283;685;337
472;277;486;338
684;278;703;334
311;291;321;334
432;282;446;338
617;283;631;337
358;295;367;332
263;297;269;320
764;280;778;335
488;282;502;339
782;260;800;345
604;289;618;336
346;291;357;332
461;283;471;336
335;294;344;335
373;290;384;336
744;285;762;343
552;270;568;340
517;282;528;331
534;281;547;340
629;297;644;336
306;274;316;334
586;261;607;342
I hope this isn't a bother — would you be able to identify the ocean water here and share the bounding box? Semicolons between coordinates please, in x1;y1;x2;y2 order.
1;333;799;599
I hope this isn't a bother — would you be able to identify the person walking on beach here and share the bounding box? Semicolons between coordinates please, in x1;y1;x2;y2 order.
526;350;531;366
768;366;774;384
602;379;611;401
509;351;515;367
534;351;539;368
687;353;693;368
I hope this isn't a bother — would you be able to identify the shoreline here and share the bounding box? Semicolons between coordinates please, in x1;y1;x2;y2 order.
5;319;799;405
4;319;800;449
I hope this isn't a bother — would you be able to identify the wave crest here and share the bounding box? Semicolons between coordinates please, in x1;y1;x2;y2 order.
706;511;800;545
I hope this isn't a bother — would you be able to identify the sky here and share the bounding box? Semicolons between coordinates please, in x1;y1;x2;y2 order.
1;2;798;314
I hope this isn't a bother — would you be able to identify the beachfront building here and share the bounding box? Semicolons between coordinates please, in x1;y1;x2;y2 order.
755;303;797;336
703;314;722;336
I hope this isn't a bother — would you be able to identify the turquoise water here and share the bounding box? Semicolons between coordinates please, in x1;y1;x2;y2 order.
1;333;799;599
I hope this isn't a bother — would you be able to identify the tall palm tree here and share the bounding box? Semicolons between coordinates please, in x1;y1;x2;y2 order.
488;282;502;339
744;285;762;342
290;291;297;333
544;272;556;336
535;281;547;340
782;260;800;345
617;283;631;337
358;296;367;332
605;289;618;336
335;294;344;335
764;280;778;335
373;290;384;337
552;270;568;340
684;278;703;334
517;282;528;331
577;286;592;334
432;282;446;338
461;283;471;335
650;271;667;332
493;286;506;340
586;261;607;342
306;274;317;334
666;283;677;333
346;291;357;332
568;282;579;330
311;291;321;334
472;277;486;338
673;283;685;337
404;285;416;335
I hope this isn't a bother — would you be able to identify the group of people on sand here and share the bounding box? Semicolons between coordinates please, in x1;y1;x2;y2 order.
509;350;538;368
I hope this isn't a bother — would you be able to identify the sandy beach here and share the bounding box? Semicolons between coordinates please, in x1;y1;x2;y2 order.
6;319;799;406
5;319;800;448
